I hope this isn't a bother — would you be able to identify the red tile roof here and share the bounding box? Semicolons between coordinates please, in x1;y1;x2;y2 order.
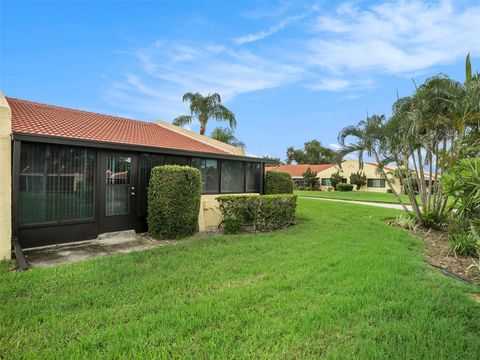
265;164;335;177
7;97;229;155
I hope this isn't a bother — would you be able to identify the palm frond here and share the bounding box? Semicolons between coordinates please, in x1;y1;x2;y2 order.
172;115;193;127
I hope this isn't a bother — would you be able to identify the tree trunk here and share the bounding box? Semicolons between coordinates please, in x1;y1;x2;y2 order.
199;114;208;135
373;151;410;213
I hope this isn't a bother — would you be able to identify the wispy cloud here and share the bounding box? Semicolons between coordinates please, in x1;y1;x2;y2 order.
106;0;480;119
234;15;304;45
105;41;304;120
308;0;480;75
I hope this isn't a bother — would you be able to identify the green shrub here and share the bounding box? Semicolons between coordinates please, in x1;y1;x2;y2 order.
223;217;245;234
386;189;393;194
392;213;419;231
218;194;297;232
350;171;367;190
147;165;201;239
330;171;345;190
336;183;353;191
265;171;294;194
448;233;479;257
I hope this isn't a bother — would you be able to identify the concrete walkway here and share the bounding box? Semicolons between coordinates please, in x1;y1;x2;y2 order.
299;196;413;211
24;231;177;269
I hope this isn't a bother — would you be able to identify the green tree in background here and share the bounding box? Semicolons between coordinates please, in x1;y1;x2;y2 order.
210;127;245;149
349;171;367;190
286;140;334;164
302;167;318;189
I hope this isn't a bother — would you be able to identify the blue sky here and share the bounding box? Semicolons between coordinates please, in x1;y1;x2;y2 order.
2;0;479;159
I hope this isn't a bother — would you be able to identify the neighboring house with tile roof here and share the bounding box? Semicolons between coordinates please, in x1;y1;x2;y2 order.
266;160;403;193
265;164;335;186
0;93;265;259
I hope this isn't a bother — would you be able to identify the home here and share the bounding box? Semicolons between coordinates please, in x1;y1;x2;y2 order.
0;93;265;260
266;160;402;193
265;164;335;187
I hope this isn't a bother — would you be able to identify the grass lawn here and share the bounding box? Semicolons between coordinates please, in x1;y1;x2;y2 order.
295;190;416;204
1;199;479;358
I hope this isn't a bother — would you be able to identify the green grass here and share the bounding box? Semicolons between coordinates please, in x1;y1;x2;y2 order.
1;199;479;358
295;190;416;204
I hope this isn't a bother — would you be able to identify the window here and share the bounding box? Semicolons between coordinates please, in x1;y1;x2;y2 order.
367;179;386;188
221;160;245;193
191;158;219;194
322;178;346;186
138;154;164;215
165;155;187;165
246;162;261;192
19;143;95;225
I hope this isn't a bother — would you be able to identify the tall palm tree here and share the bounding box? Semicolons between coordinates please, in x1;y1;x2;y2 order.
173;92;236;135
210;127;246;149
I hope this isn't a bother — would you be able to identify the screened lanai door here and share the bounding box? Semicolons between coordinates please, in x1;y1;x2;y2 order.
99;152;138;233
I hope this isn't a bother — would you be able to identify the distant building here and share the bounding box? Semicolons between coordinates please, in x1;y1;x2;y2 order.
266;160;403;193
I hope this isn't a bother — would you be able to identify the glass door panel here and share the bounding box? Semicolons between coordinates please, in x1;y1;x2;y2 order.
105;155;131;216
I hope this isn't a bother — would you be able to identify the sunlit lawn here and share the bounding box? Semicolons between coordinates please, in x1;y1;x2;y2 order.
295;190;417;204
1;199;479;358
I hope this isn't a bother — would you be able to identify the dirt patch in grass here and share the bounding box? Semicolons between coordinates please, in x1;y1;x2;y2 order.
391;223;480;285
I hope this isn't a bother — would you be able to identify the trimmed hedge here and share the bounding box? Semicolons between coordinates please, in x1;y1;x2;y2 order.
218;194;297;233
265;171;294;194
147;165;201;239
336;183;354;191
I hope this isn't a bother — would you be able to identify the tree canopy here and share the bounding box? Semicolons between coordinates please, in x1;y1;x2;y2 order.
286;140;335;164
173;92;236;135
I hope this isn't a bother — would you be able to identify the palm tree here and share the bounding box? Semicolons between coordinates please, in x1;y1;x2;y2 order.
338;55;480;227
338;114;411;212
210;127;246;149
173;92;236;135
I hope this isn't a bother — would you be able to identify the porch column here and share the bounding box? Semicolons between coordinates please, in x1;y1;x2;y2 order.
0;92;12;260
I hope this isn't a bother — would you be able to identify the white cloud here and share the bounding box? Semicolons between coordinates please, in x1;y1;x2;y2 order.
306;78;350;91
309;0;480;75
106;41;304;120
329;143;342;151
105;0;480;118
234;15;304;45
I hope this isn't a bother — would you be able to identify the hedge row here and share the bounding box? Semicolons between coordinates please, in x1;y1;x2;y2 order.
217;194;297;233
336;183;354;191
265;171;294;194
147;165;201;239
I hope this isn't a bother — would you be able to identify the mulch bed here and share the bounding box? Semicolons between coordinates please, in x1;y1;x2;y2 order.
392;224;480;285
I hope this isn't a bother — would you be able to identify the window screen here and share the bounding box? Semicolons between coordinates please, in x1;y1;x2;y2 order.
221;160;245;193
191;158;219;193
246;163;261;192
19;143;95;225
138;154;164;215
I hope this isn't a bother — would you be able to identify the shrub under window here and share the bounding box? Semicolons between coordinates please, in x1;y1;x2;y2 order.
218;194;297;232
147;165;201;239
336;183;354;191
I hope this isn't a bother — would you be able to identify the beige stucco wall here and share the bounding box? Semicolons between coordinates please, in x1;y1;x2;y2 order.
316;160;402;193
0;92;12;260
198;193;259;231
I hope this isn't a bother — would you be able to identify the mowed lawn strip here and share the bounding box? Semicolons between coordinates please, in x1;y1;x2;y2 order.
295;190;415;204
1;199;479;359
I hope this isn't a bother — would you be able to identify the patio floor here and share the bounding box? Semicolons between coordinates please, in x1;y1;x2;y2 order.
23;231;177;269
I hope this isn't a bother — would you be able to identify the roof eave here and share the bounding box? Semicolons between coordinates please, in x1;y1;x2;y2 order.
12;132;266;162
